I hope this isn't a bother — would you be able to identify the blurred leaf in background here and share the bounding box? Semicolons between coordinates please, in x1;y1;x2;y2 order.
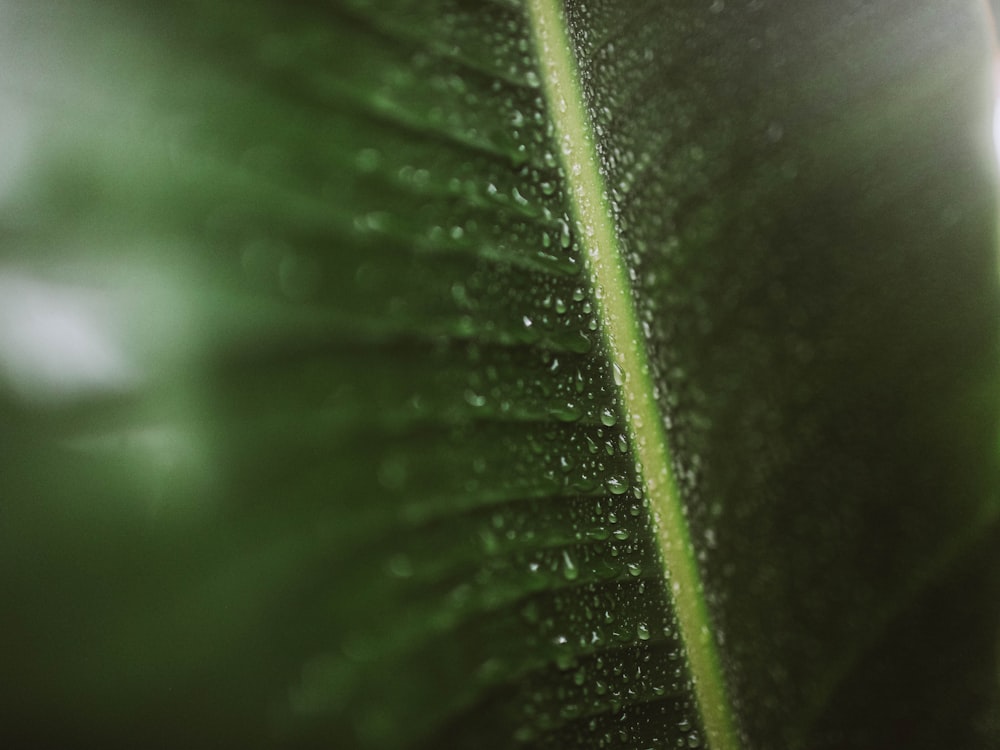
1;1;999;748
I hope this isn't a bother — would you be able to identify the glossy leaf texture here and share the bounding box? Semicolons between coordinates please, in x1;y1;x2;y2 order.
566;1;1000;747
0;1;998;749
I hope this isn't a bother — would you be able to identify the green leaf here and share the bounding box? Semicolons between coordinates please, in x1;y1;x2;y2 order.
526;3;735;745
1;1;999;748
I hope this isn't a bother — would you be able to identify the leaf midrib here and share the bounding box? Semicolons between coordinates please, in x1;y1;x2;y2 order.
524;2;741;748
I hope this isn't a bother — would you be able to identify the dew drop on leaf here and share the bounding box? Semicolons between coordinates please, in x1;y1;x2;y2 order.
612;362;625;386
605;475;628;495
562;549;579;581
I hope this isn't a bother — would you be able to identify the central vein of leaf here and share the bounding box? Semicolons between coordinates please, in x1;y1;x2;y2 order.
524;2;740;748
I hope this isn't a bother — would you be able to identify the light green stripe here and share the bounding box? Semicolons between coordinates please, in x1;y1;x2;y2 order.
524;2;740;748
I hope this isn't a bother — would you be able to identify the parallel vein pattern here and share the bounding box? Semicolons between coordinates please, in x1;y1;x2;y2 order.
0;0;706;747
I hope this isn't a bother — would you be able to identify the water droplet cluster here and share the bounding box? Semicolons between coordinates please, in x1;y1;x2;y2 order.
0;0;707;747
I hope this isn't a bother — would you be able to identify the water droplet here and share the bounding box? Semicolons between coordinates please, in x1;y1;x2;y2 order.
617;434;628;454
464;390;487;408
387;554;414;578
558;218;572;248
705;527;718;549
599;407;617;426
636;622;650;641
562;549;579;580
612;362;624;386
550;401;582;422
606;475;628;495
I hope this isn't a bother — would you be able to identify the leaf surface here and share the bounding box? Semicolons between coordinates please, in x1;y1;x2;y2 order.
1;1;999;748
